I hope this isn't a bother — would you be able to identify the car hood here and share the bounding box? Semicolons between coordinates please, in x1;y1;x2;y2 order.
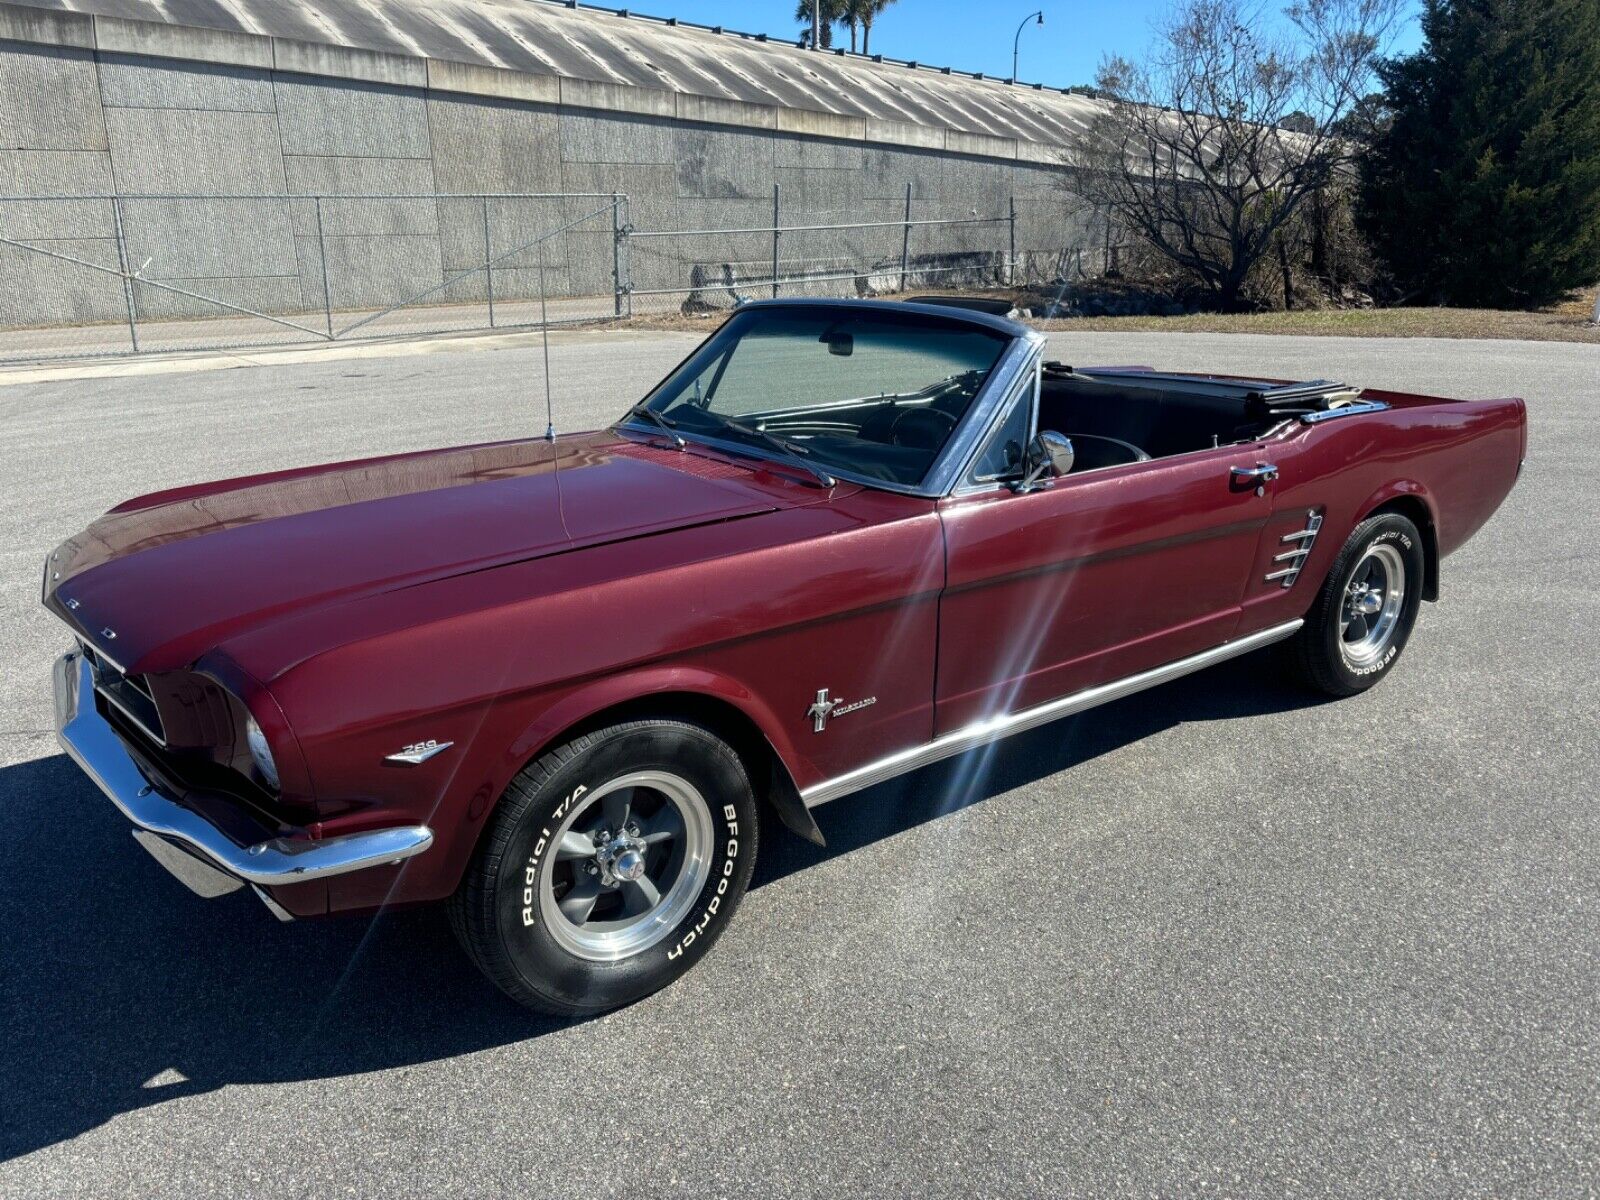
45;432;802;674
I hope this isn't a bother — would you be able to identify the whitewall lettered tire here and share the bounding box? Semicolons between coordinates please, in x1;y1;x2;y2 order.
1288;512;1426;697
449;719;759;1015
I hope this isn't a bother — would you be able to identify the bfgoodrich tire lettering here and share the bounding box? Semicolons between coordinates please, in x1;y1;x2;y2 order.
449;719;759;1015
1288;512;1426;697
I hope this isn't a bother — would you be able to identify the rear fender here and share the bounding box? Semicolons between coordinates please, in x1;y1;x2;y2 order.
1354;481;1441;602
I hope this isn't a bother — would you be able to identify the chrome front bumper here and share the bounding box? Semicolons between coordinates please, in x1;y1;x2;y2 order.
54;652;433;913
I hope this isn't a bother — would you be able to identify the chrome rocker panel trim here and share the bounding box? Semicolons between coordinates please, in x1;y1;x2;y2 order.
54;652;434;897
801;619;1304;808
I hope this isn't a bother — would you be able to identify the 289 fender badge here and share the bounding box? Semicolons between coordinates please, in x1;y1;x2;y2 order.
385;739;454;765
807;688;877;734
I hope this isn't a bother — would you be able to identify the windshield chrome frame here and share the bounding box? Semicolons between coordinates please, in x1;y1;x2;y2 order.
613;310;1046;500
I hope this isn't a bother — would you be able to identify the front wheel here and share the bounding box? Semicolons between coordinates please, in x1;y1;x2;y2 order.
449;719;759;1015
1287;512;1426;697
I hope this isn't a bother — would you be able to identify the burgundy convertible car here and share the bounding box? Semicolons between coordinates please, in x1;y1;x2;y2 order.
47;299;1525;1013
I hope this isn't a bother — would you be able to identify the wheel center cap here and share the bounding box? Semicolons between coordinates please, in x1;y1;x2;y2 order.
608;844;646;883
1352;588;1383;615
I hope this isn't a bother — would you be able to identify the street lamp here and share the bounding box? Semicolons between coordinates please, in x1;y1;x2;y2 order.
1012;11;1044;83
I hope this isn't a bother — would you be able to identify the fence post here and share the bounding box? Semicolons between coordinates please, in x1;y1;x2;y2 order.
611;192;623;318
314;197;333;339
110;196;139;353
622;195;633;317
481;196;496;329
899;182;912;293
1008;194;1017;287
771;183;780;300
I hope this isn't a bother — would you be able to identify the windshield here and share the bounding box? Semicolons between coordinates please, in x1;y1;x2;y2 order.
627;308;1011;487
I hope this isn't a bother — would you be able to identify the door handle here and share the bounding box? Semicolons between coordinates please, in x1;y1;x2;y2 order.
1231;462;1279;482
1231;462;1279;494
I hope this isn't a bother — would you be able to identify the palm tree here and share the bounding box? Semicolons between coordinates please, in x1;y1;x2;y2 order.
855;0;897;55
795;0;845;48
840;0;865;51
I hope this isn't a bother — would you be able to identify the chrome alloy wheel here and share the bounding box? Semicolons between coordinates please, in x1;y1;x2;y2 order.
1339;542;1407;668
537;770;713;962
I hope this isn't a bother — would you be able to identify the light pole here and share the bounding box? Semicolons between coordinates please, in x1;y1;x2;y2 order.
1012;11;1044;83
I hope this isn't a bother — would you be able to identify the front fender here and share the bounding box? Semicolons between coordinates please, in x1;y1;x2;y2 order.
501;665;811;788
493;664;826;848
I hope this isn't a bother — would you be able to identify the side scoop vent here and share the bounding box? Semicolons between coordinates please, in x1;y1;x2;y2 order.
1265;509;1324;588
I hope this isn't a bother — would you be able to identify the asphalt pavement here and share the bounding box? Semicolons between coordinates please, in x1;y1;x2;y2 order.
1;328;1595;1197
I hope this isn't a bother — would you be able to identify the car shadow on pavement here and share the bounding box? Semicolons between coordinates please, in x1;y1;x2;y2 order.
0;751;564;1164
0;652;1323;1163
750;653;1330;889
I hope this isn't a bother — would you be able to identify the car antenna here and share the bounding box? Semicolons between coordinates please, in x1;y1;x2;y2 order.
541;321;555;441
538;241;556;440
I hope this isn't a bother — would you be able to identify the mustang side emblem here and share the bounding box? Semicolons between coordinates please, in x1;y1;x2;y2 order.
385;739;454;765
807;688;877;734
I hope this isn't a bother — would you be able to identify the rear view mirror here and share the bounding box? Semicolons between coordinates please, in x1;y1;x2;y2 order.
822;331;853;356
1013;431;1074;492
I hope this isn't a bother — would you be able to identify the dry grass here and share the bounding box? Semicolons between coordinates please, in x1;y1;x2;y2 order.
610;295;1600;343
607;309;741;334
1033;296;1600;342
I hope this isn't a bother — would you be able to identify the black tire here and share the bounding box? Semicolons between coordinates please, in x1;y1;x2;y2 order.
1287;512;1426;697
449;718;759;1015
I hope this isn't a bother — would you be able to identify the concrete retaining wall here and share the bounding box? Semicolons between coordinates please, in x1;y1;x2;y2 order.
0;11;1096;332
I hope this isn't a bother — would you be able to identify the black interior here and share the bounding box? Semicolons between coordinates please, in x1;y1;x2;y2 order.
679;370;1292;486
1039;375;1276;463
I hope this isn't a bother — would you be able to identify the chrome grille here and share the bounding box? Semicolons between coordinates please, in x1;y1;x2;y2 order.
1265;509;1324;589
80;641;166;746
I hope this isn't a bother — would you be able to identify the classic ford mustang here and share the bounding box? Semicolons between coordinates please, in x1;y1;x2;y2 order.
46;299;1526;1013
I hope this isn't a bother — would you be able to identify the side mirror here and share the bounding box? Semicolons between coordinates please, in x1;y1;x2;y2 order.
1013;431;1074;492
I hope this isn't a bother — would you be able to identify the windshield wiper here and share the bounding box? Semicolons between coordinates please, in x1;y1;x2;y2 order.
617;401;685;450
707;414;837;489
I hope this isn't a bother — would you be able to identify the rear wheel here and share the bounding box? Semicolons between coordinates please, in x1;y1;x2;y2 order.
1288;512;1426;696
449;719;759;1015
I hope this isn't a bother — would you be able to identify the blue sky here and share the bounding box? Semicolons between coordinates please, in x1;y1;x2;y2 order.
643;0;1424;91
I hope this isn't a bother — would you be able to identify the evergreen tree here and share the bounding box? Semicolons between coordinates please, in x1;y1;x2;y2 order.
1360;0;1600;308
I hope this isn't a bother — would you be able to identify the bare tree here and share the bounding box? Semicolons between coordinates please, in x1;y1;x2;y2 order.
1068;0;1403;310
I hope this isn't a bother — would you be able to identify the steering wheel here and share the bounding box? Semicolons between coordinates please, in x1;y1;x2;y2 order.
888;405;959;449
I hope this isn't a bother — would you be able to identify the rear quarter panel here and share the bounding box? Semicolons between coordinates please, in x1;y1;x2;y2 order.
1241;390;1525;631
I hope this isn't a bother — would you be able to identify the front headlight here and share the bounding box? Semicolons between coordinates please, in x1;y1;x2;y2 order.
244;713;281;791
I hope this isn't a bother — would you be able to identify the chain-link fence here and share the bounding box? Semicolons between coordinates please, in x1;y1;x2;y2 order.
0;193;628;363
0;187;1039;363
620;185;1017;318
